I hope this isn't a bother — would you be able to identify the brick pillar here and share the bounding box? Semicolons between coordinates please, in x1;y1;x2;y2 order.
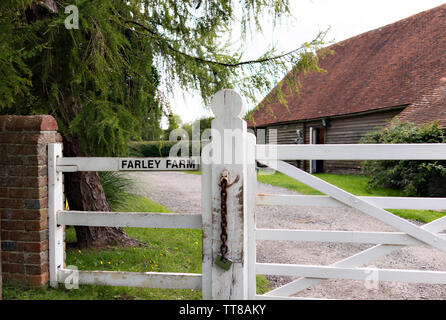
0;115;62;286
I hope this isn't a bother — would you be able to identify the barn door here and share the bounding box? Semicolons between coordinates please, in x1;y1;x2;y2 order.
309;127;317;173
309;127;324;173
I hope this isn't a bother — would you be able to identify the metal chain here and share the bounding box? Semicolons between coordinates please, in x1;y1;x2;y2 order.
220;172;229;261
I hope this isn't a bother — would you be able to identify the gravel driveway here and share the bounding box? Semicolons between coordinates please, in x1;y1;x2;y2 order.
126;171;446;300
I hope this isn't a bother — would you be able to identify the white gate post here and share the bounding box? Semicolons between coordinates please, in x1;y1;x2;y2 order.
48;143;65;287
201;89;256;300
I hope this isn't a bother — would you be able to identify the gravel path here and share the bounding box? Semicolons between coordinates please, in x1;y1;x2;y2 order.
126;171;446;300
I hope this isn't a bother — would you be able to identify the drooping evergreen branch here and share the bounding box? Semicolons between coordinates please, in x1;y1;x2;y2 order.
122;18;324;68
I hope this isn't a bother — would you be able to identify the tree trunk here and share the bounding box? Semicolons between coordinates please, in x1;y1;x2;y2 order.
63;134;139;249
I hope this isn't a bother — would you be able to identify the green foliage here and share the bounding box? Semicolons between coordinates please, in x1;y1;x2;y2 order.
129;140;201;157
181;116;214;140
141;102;164;141
164;113;183;139
0;0;160;157
360;120;446;197
99;171;136;208
0;0;326;158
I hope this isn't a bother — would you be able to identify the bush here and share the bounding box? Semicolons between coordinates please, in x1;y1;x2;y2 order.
129;141;201;157
99;171;136;209
361;120;446;197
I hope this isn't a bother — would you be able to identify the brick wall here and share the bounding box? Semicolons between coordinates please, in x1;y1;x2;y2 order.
0;115;62;286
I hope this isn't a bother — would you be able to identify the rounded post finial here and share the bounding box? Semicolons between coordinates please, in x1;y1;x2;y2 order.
211;89;246;119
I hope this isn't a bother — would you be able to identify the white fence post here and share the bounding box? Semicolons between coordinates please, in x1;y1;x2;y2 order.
48;143;64;287
201;89;255;300
201;137;213;299
246;131;257;299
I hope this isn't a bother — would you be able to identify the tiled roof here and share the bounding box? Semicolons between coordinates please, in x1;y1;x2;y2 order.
397;78;446;129
250;4;446;127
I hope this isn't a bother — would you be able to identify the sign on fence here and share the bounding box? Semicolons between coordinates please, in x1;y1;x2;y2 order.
119;157;199;171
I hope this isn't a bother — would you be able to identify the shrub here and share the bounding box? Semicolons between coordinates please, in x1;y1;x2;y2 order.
99;171;136;209
129;141;201;157
361;120;446;197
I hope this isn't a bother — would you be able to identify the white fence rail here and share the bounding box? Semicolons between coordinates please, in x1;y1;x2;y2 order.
58;269;202;290
256;143;446;160
255;229;446;245
57;211;202;229
256;263;446;284
257;194;446;210
57;156;200;172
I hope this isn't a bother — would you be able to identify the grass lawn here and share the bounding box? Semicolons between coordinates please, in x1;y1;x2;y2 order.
259;172;446;223
3;193;269;300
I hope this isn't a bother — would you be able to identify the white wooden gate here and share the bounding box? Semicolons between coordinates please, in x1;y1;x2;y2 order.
49;89;446;300
48;147;203;290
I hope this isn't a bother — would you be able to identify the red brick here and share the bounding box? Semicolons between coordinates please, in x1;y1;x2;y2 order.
1;230;10;241
18;165;46;177
9;187;47;199
21;154;48;165
26;273;49;286
3;263;25;273
3;273;26;284
16;242;25;252
19;209;48;220
7;165;25;177
1;115;58;132
2;208;24;220
23;176;48;188
24;252;47;264
21;133;40;144
25;263;48;275
40;116;58;131
0;176;25;187
8;230;28;241
7;252;24;263
2;220;25;230
0;187;7;197
22;133;60;145
0;165;8;176
9;230;47;241
7;144;38;156
24;198;47;210
23;241;48;252
0;153;8;165
25;219;47;231
0;132;23;144
0;198;25;209
5;155;24;165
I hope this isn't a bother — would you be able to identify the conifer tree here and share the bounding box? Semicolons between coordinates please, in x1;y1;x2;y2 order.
0;0;326;248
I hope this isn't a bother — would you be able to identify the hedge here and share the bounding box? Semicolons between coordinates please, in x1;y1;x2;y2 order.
361;120;446;197
129;141;202;157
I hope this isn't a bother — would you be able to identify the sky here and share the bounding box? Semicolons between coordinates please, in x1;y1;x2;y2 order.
163;0;446;127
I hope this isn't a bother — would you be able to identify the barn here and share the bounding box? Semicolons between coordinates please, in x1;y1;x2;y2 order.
249;4;446;174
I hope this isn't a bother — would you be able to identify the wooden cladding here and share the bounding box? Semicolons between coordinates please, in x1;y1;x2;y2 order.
259;107;405;173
